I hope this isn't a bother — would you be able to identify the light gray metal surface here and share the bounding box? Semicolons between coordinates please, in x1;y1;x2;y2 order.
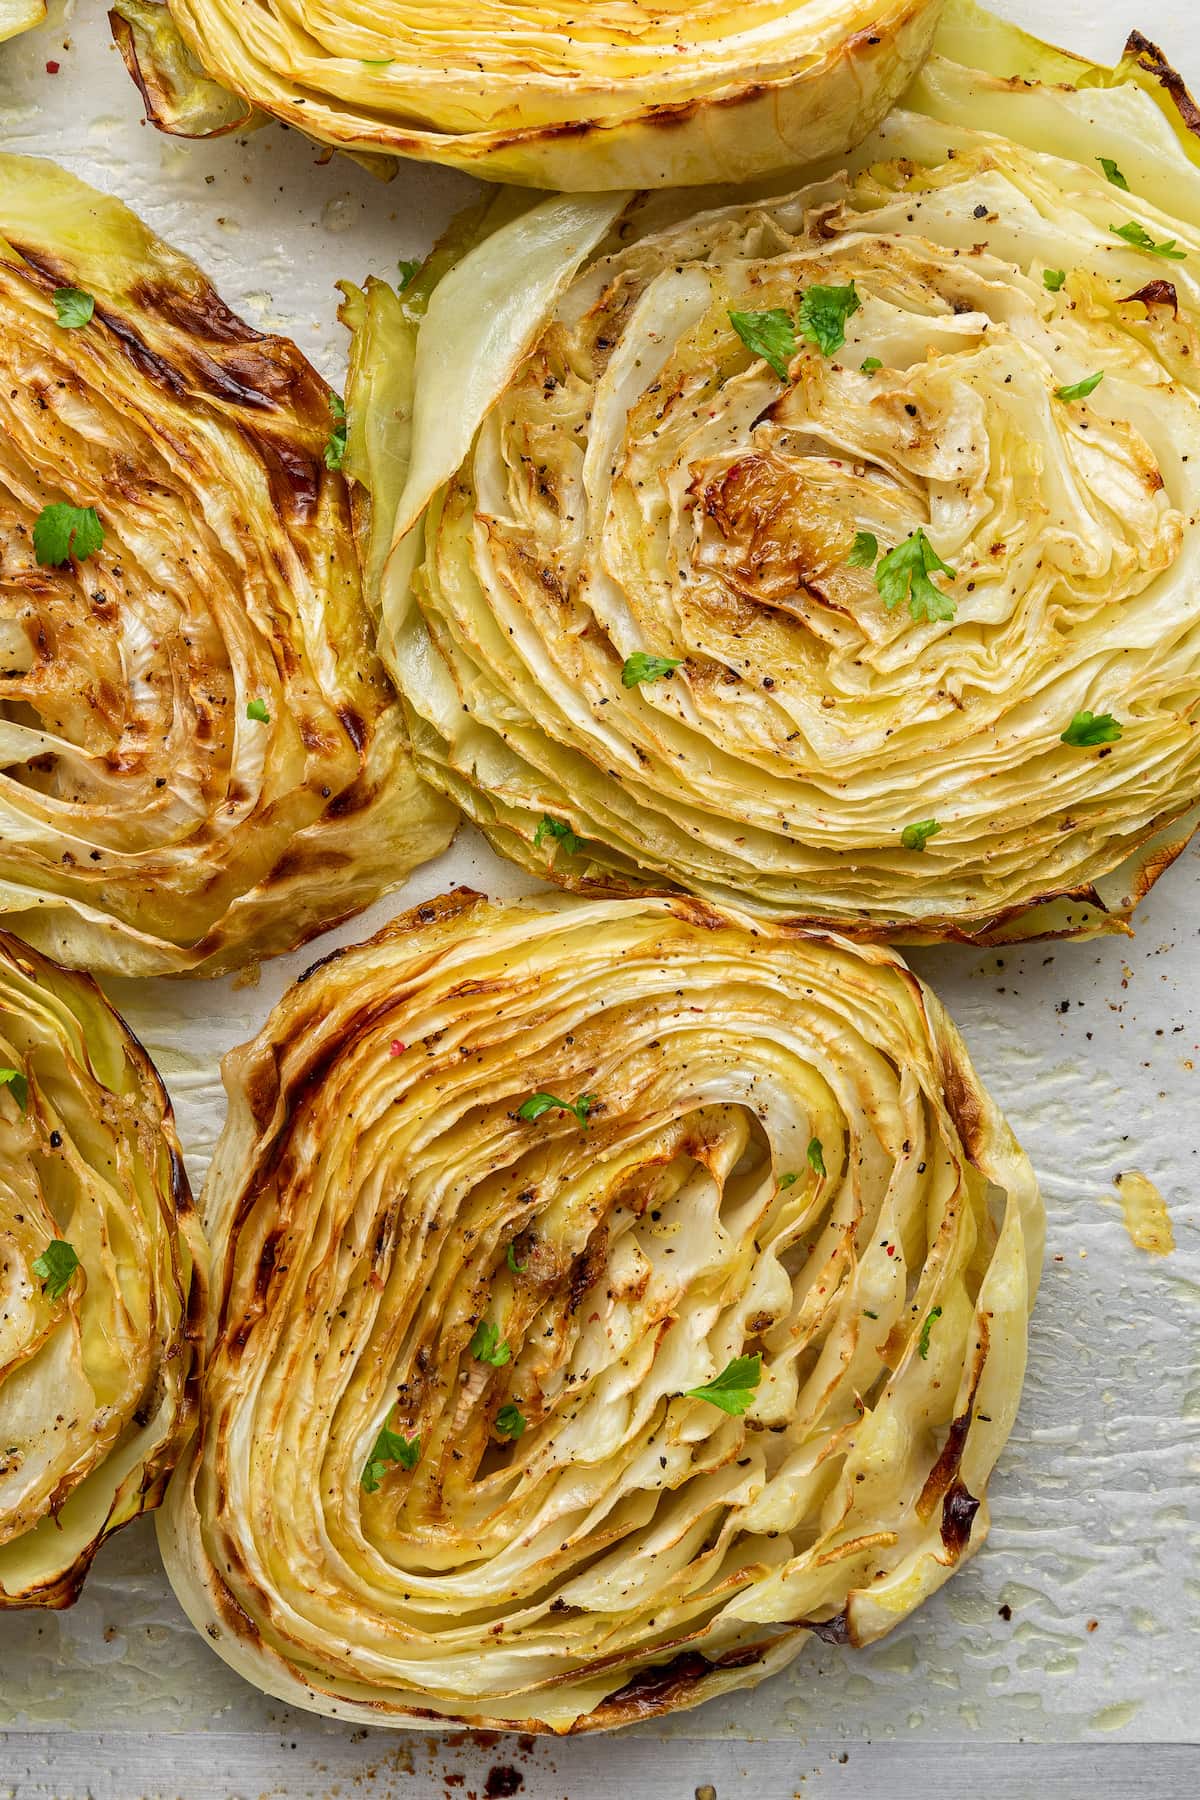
1;0;1198;1792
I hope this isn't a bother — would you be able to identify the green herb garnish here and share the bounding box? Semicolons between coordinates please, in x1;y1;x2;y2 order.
361;1424;420;1492
324;392;348;470
1055;371;1104;403
917;1306;943;1360
807;1137;826;1177
622;652;682;688
847;530;878;569
684;1353;763;1417
728;308;796;381
246;698;270;723
533;815;583;858
1042;269;1067;292
53;287;95;328
495;1404;526;1439
32;503;103;567
901;819;942;852
1110;221;1186;260
506;1242;527;1274
32;1239;79;1300
798;281;861;358
1061;710;1122;747
470;1320;511;1367
1098;157;1129;191
516;1091;594;1126
875;529;956;624
0;1067;28;1111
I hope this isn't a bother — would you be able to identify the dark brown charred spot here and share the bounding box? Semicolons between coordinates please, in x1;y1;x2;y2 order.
938;1052;986;1165
917;1408;973;1520
693;453;853;614
337;705;367;755
1119;279;1179;316
941;1479;981;1558
130;276;263;347
1124;32;1200;142
567;1223;610;1315
253;1230;283;1300
264;843;350;890
237;425;322;522
587;1645;762;1726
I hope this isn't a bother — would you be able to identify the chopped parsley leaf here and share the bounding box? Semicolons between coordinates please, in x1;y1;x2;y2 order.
901;818;942;852
1055;371;1104;402
779;1172;798;1189
470;1320;511;1366
728;308;796;381
1043;268;1067;292
684;1353;762;1416
917;1306;943;1360
361;1423;420;1491
324;392;348;470
1110;221;1186;260
622;652;681;688
506;1241;528;1274
495;1404;526;1439
1061;709;1122;747
32;503;104;567
1098;157;1129;190
798;281;861;357
246;698;270;723
533;815;583;858
875;529;956;623
53;287;95;328
847;530;878;569
516;1091;595;1126
807;1137;826;1177
32;1239;79;1300
0;1067;28;1111
860;356;883;374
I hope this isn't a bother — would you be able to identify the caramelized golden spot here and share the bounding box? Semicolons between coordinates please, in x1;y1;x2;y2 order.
692;453;854;613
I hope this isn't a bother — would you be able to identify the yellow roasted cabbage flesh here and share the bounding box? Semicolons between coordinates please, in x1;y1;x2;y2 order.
109;0;942;191
353;2;1200;943
0;154;455;978
0;931;205;1608
160;890;1042;1732
0;0;44;43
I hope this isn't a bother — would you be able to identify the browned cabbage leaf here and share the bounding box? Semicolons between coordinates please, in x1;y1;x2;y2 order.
0;931;205;1607
350;2;1200;943
0;153;456;978
108;0;942;191
160;890;1042;1731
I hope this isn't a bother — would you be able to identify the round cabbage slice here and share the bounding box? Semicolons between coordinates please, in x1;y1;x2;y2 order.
160;890;1042;1732
0;931;205;1607
109;0;941;192
0;153;455;978
350;3;1200;944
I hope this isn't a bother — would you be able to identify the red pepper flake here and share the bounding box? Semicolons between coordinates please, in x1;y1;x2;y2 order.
45;60;60;73
886;1243;896;1256
389;1040;406;1056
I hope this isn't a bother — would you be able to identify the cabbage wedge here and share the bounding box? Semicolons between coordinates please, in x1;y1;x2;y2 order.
161;890;1042;1731
0;931;205;1607
0;154;455;977
351;1;1200;943
109;0;942;191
